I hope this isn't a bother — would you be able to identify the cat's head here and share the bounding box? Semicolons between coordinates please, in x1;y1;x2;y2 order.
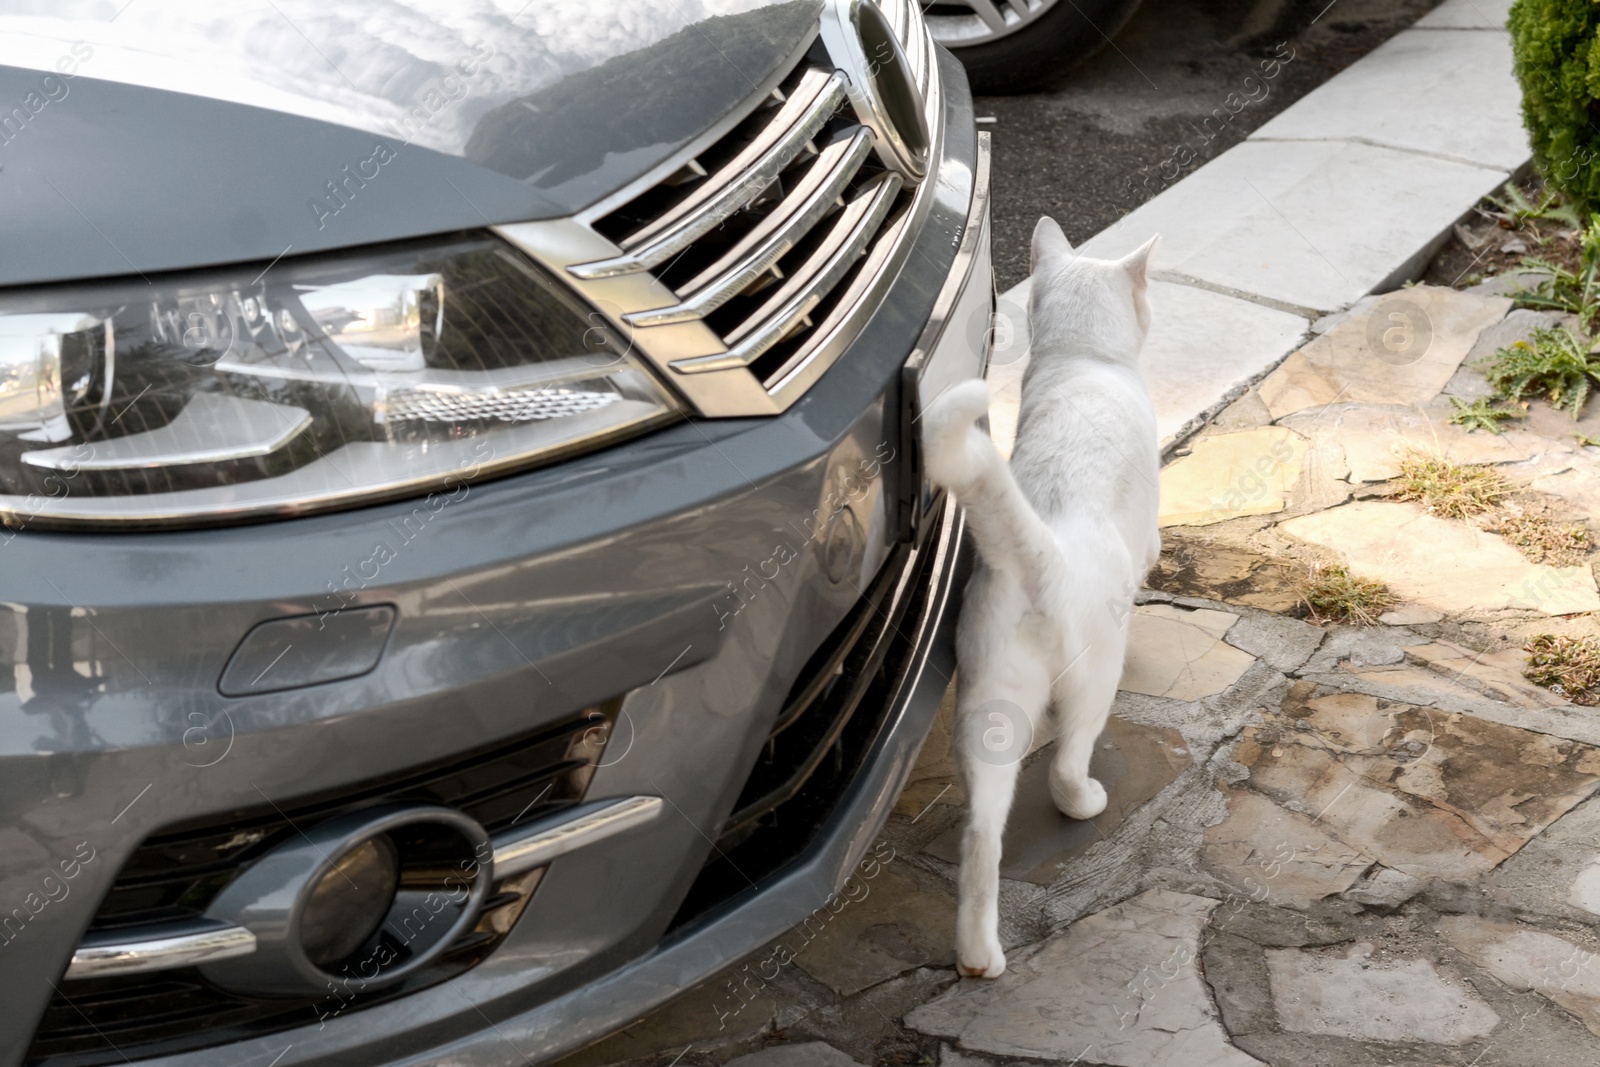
1026;216;1159;364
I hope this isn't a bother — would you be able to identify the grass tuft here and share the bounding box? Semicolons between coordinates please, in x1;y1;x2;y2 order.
1393;453;1509;519
1482;511;1594;566
1299;564;1397;626
1524;633;1600;706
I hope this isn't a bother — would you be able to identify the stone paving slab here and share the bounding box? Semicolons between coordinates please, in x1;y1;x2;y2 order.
1202;787;1371;908
789;859;958;996
1139;282;1312;444
1494;787;1600;916
1255;284;1511;420
1079;140;1509;314
1159;426;1307;526
1406;639;1574;710
1280;402;1547;483
906;889;1263;1067
1251;27;1528;171
1265;941;1501;1044
1120;603;1257;699
1441;915;1600;1037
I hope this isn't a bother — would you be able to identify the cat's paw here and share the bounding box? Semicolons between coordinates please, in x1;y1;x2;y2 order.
956;936;1007;979
1050;772;1108;821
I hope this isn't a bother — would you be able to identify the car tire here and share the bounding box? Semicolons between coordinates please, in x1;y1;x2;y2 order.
928;0;1146;95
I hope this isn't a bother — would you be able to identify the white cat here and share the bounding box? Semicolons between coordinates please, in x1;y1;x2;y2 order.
920;217;1161;978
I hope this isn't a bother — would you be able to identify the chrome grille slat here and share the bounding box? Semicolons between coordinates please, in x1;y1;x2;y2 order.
569;70;849;281
670;172;904;375
624;129;874;328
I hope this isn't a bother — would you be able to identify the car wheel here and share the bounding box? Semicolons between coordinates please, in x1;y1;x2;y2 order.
921;0;1146;94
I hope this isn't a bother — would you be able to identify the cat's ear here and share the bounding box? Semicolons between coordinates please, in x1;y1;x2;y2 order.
1120;234;1160;292
1030;216;1073;274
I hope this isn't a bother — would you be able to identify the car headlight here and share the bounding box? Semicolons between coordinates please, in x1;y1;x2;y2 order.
0;235;681;529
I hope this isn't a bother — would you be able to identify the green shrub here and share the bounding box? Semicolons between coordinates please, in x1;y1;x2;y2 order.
1509;0;1600;214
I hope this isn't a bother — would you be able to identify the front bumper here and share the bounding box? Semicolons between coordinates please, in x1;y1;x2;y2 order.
0;48;989;1067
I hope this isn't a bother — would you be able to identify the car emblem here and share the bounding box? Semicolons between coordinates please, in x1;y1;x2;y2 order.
821;0;931;181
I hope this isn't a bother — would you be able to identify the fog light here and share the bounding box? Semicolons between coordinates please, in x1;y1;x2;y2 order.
199;804;491;997
299;836;400;967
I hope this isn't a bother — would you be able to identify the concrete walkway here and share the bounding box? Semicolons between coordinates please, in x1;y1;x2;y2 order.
990;0;1527;452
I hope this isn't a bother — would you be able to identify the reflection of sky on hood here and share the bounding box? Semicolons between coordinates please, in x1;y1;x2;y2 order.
0;0;784;155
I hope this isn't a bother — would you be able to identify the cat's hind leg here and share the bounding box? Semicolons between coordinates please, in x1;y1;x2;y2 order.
1046;621;1129;821
953;642;1050;978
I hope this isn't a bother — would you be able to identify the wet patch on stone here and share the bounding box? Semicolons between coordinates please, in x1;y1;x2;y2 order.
1149;534;1305;612
924;717;1192;884
1232;682;1600;880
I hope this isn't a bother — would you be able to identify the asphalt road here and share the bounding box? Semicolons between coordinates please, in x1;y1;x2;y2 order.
976;0;1445;291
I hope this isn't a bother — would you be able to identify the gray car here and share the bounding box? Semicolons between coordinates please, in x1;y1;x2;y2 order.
0;1;990;1065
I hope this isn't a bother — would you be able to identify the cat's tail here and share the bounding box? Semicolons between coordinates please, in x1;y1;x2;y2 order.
920;379;1065;607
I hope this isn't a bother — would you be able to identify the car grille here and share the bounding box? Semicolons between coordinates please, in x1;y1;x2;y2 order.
537;0;938;412
668;495;949;932
582;68;903;391
27;706;616;1067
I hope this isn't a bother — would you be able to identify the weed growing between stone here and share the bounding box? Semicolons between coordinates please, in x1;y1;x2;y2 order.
1298;564;1396;626
1393;453;1509;519
1512;215;1600;332
1482;326;1600;417
1446;396;1525;434
1524;633;1600;705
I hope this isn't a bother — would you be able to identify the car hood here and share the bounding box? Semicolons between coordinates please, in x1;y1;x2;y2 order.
0;0;822;288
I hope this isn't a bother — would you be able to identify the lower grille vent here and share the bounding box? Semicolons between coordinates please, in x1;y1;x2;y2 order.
667;498;947;932
28;706;615;1067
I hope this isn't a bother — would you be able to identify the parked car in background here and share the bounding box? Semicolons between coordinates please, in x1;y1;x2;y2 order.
0;1;991;1064
922;0;1147;91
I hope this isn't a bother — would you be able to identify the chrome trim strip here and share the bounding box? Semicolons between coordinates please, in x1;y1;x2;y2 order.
671;173;903;374
64;797;663;979
903;130;994;383
570;71;849;281
624;129;874;328
23;393;312;472
491;795;664;878
66;919;257;979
